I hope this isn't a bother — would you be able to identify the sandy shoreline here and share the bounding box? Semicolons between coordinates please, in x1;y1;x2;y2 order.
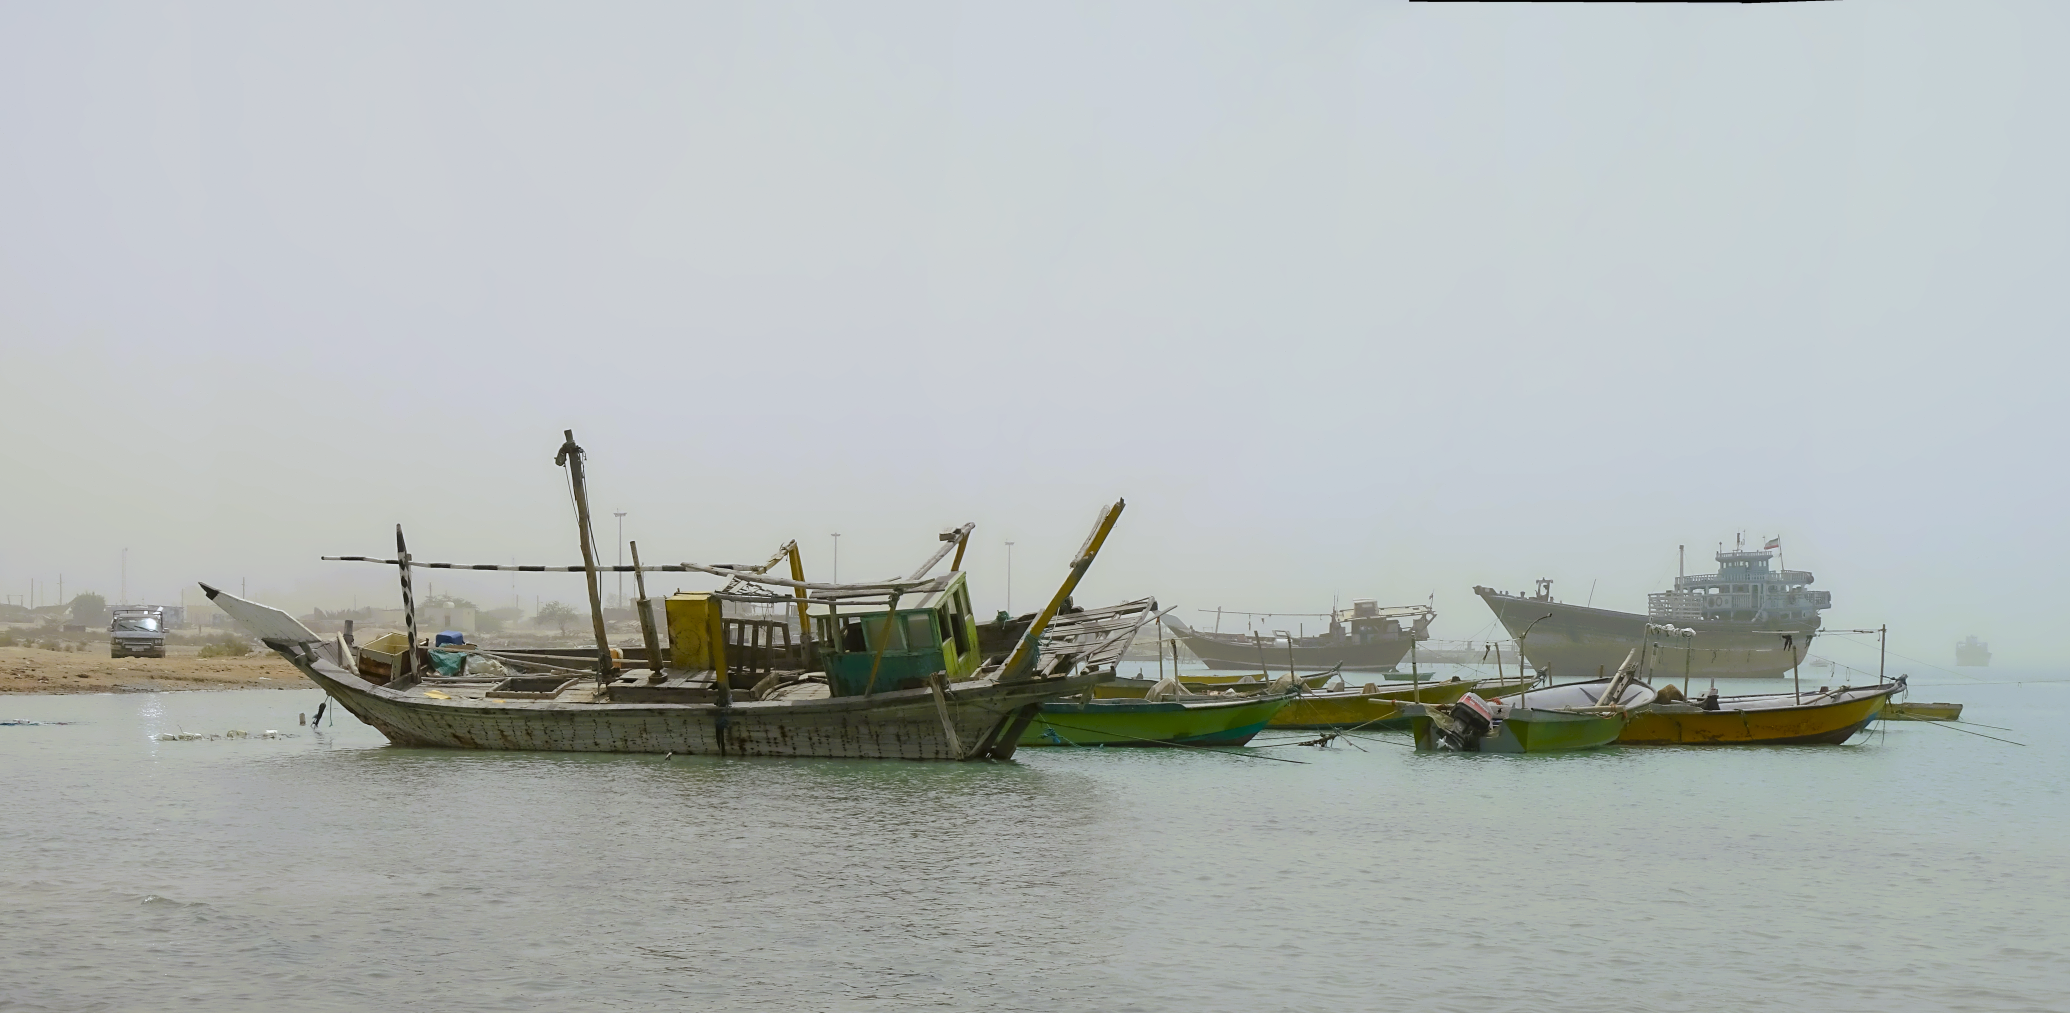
0;646;305;694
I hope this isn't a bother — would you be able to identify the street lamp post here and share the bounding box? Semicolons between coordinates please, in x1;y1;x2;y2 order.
831;533;840;583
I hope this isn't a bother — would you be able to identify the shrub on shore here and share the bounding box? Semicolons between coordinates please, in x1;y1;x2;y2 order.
197;634;253;658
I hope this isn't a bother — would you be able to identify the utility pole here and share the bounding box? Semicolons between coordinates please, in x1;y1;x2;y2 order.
1005;541;1015;614
121;549;128;606
614;510;627;609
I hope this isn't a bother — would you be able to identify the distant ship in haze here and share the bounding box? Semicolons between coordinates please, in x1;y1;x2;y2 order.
1162;599;1433;672
1955;635;1991;667
1476;537;1831;680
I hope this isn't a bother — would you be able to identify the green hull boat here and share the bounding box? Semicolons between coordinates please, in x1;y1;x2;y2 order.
1020;692;1295;748
1409;707;1625;753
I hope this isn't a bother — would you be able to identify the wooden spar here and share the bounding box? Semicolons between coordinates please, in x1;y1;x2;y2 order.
907;523;977;580
554;430;615;682
631;541;663;676
1253;633;1267;677
1287;638;1298;682
1492;640;1504;680
949;529;970;572
786;542;813;666
998;500;1125;683
1595;648;1641;707
396;525;418;681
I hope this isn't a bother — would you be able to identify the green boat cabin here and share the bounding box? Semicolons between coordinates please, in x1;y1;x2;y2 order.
814;572;983;697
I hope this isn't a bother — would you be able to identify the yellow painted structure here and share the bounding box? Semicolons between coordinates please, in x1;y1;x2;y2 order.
665;593;725;673
1618;689;1893;745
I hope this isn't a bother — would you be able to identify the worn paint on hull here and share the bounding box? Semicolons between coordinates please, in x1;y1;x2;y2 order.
1619;689;1893;745
1478;590;1819;680
289;651;1090;761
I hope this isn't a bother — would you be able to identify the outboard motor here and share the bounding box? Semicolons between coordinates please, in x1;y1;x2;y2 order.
1698;687;1721;712
1430;692;1497;751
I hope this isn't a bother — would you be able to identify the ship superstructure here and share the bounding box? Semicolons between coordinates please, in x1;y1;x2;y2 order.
1646;549;1831;625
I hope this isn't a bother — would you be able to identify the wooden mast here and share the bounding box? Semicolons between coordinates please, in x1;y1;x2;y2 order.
554;430;615;683
786;541;812;667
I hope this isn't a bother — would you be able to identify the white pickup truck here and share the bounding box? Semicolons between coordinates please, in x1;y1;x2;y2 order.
109;607;168;658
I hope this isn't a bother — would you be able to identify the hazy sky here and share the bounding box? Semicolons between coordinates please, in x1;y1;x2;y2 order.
2;2;2062;670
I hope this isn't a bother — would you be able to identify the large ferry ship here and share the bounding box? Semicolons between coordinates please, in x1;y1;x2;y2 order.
1476;540;1830;680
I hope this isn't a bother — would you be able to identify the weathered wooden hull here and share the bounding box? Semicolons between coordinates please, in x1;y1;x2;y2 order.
1478;590;1820;680
1019;693;1294;747
1166;628;1418;672
289;650;1093;761
1619;688;1894;745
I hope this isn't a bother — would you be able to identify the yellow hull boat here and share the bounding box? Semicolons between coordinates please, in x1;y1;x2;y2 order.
1618;684;1897;745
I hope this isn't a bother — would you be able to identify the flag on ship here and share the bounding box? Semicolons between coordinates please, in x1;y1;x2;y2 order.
1763;537;1781;550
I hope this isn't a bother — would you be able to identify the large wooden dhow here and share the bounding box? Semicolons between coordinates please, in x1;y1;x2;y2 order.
1160;598;1433;673
211;430;1139;762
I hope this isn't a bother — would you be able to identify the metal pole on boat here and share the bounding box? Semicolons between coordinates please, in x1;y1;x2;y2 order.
1789;634;1801;704
1879;625;1887;684
1411;634;1421;701
555;430;616;685
1157;615;1165;683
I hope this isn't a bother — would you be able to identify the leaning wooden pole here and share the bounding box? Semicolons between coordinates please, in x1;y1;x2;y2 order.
630;540;663;675
998;499;1124;683
555;430;615;684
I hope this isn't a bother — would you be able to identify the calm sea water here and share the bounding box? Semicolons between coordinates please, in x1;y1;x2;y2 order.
4;667;2065;1012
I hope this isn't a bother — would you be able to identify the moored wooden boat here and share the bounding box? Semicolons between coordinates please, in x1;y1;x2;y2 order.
1404;679;1646;754
1161;603;1432;672
1090;669;1335;698
1019;690;1296;747
1617;681;1898;745
212;431;1152;762
1881;700;1963;722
